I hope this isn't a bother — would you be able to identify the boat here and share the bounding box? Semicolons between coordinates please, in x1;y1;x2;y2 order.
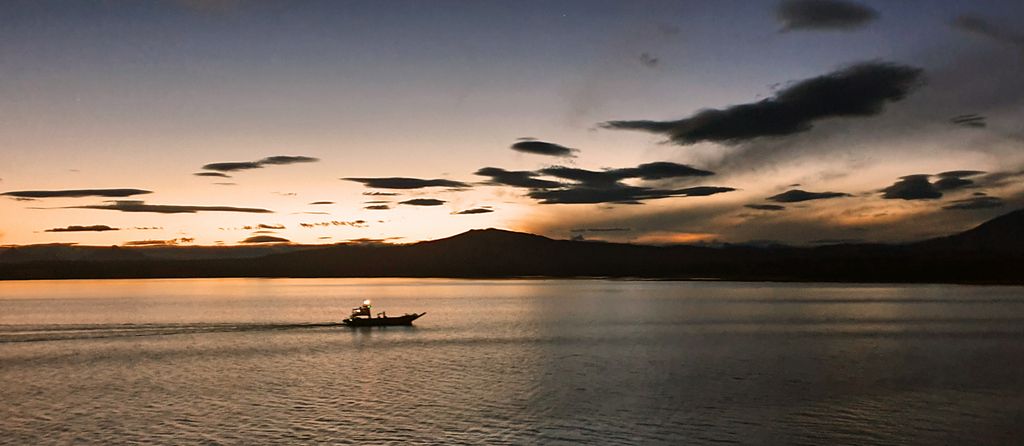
342;300;425;327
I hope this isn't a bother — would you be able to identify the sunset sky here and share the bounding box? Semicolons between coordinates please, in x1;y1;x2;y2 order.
2;0;1023;247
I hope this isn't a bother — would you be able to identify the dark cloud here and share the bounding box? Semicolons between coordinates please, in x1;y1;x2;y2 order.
777;0;879;31
528;185;733;204
399;198;446;206
125;238;193;246
194;172;232;178
68;200;273;214
475;167;562;189
537;162;714;188
880;171;984;200
881;175;942;200
942;196;1005;210
601;61;923;145
480;162;728;205
510;139;579;158
201;155;319;172
240;235;290;244
951;15;1024;49
570;227;631;233
258;155;318;165
343;237;402;245
767;189;850;203
934;170;984;191
639;52;660;68
949;114;986;128
201;161;263;172
364;204;391;210
45;225;119;232
308;201;334;205
2;188;152;198
453;208;494;215
745;204;787;211
616;162;715;180
343;177;470;189
362;192;400;196
298;220;366;228
257;224;285;230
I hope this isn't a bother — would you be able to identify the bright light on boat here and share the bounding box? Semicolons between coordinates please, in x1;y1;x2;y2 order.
363;299;371;305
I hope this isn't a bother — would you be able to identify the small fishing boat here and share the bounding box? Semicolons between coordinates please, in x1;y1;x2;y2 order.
342;300;425;327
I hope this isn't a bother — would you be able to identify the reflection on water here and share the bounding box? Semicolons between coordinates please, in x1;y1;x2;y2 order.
2;279;1023;445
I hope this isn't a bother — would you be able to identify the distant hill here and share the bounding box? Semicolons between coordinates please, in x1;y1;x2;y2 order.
1;209;1022;284
915;208;1024;253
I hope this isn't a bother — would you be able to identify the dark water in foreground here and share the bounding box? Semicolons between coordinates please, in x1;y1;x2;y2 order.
2;279;1023;445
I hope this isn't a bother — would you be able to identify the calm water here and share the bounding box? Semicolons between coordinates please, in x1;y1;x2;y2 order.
2;279;1023;445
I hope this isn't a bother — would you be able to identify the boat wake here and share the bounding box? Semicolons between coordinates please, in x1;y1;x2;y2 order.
0;322;345;343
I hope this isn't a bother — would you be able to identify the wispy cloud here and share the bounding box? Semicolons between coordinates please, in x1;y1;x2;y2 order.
344;177;469;189
777;0;879;32
510;139;579;158
44;225;119;232
767;189;850;203
951;15;1024;49
201;155;319;172
3;188;152;198
399;198;446;206
601;61;923;145
66;200;273;214
453;208;494;215
239;235;290;244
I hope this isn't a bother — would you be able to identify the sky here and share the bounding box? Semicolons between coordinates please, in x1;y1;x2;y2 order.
2;0;1024;247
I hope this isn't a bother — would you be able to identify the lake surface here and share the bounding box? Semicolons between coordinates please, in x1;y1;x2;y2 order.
2;278;1023;445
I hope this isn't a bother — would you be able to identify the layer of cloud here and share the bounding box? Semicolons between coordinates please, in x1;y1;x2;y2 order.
949;114;986;128
67;200;273;214
453;208;494;215
951;15;1024;49
745;204;787;211
510;139;578;157
299;220;367;228
364;204;391;210
201;155;319;172
601;61;923;145
3;188;152;198
399;198;446;206
570;227;631;233
124;238;194;246
194;172;232;178
880;171;983;201
943;196;1005;210
475;167;562;189
239;235;290;244
767;189;850;203
308;201;334;205
777;0;879;31
344;177;469;189
528;185;733;204
44;225;119;232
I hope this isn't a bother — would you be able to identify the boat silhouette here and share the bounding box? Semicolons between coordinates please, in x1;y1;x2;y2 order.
342;300;425;327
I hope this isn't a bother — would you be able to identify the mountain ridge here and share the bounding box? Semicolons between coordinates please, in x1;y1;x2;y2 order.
1;209;1022;283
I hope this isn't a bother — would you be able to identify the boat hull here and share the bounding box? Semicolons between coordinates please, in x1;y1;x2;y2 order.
342;312;425;327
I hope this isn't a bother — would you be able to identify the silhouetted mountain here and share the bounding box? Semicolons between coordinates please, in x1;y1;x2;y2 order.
1;209;1022;284
915;208;1024;252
